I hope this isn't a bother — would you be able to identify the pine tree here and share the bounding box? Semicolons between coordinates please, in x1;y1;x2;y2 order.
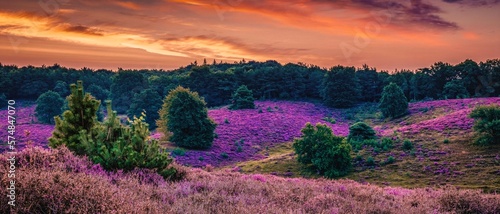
80;101;176;179
157;86;216;149
230;85;255;110
49;80;100;155
379;82;408;118
321;66;360;108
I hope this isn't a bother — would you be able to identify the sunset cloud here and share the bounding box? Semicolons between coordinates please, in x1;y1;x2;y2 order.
0;0;498;70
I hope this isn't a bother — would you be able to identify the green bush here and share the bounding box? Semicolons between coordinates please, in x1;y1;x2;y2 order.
379;82;408;118
230;85;255;109
469;105;500;145
171;147;186;157
366;156;375;166
385;156;395;165
80;101;176;179
442;79;469;99
220;152;229;159
380;138;394;151
35;91;64;124
402;139;413;151
157;86;216;149
293;123;352;178
348;122;376;142
49;81;100;155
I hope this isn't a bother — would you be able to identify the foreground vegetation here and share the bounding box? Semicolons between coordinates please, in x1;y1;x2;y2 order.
1;146;499;213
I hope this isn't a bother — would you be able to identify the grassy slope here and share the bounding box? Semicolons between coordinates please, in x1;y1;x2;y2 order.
233;98;500;191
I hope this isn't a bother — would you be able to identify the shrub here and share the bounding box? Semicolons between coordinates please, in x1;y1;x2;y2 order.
380;138;394;151
230;85;255;109
402;139;413;151
157;86;216;149
49;81;100;155
220;152;229;159
293;123;352;178
443;139;450;144
366;156;375;166
35;91;64;124
385;156;395;165
322;117;336;124
348;122;376;142
80;101;176;179
379;82;408;118
469;105;500;145
172;147;186;157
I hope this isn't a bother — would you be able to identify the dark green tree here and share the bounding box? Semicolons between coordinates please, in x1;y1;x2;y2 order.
293;123;352;178
379;82;408;118
86;84;110;102
347;122;377;142
321;66;360;108
35;91;64;124
110;71;148;113
80;101;176;179
53;81;70;97
469;105;500;145
157;86;216;149
443;79;469;99
127;89;162;130
230;85;255;110
0;93;6;109
49;81;101;155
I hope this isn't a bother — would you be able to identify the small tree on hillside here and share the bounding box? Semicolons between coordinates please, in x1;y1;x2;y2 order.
469;105;500;145
230;85;255;110
293;123;352;178
347;122;377;142
127;89;162;130
379;82;408;118
80;101;177;179
157;86;216;149
49;80;100;155
35;91;64;124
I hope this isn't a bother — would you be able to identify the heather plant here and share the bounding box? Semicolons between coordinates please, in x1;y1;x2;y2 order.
230;85;255;110
35;90;64;124
49;80;100;155
380;82;408;118
293;123;352;178
347;122;376;142
157;86;216;149
80;100;177;179
469;104;500;145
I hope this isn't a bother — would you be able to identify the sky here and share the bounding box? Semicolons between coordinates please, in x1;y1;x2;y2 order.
0;0;499;71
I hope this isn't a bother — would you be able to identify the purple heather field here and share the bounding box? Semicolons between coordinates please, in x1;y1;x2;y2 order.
2;98;499;167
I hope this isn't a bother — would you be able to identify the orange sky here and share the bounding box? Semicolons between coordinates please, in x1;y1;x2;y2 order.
0;0;499;71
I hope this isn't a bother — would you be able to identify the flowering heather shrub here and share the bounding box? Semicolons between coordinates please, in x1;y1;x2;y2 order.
3;146;499;213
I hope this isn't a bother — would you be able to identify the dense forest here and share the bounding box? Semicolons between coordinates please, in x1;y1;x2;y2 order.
1;59;499;113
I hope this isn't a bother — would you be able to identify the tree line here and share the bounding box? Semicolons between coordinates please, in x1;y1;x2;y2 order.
1;58;499;112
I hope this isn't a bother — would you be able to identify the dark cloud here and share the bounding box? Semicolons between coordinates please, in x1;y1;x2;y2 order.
62;25;104;36
319;0;459;30
442;0;500;6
